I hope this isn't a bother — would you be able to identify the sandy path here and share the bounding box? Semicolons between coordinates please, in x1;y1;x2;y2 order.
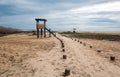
72;38;120;67
26;34;120;77
57;34;120;77
1;34;120;77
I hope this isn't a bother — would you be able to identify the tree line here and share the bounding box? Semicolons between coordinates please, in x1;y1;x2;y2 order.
0;26;21;34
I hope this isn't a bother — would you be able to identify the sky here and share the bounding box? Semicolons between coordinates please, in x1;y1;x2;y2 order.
0;0;120;32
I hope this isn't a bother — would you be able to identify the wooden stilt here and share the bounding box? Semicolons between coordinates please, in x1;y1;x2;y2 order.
41;29;43;38
37;28;39;38
49;29;51;37
44;21;46;37
44;28;46;37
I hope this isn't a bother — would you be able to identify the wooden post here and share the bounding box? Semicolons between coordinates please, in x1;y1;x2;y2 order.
44;29;46;37
49;29;51;37
64;68;70;76
36;20;39;38
97;50;101;53
90;46;92;48
41;29;43;38
44;21;46;37
110;56;115;61
63;55;67;59
37;28;39;38
62;49;65;52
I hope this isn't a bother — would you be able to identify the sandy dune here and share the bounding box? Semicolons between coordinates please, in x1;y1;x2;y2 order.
0;34;55;77
73;38;120;67
0;33;120;77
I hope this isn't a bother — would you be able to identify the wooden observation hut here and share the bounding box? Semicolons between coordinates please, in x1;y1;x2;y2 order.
35;18;56;38
35;18;47;38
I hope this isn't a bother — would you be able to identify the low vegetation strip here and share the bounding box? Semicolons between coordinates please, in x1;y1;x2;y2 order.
60;32;120;41
0;34;6;37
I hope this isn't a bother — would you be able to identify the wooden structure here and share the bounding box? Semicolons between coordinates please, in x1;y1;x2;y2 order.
35;18;47;38
35;18;57;38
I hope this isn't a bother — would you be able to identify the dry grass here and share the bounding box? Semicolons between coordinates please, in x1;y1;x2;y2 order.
70;39;120;67
0;33;54;75
60;32;120;66
60;32;120;41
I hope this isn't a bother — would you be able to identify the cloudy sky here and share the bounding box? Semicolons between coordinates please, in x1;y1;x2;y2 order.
0;0;120;32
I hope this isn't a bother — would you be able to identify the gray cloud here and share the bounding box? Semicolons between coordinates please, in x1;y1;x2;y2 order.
0;0;120;31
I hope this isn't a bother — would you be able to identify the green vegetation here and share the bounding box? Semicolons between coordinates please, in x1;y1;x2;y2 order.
0;33;6;37
60;32;120;41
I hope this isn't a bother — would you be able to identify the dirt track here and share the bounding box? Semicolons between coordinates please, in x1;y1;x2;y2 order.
0;33;120;77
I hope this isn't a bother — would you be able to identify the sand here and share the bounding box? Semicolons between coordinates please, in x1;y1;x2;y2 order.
0;33;120;77
74;38;120;67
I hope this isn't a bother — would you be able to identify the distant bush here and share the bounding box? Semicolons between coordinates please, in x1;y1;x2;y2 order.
60;32;120;41
32;30;36;35
0;33;5;37
0;26;21;34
